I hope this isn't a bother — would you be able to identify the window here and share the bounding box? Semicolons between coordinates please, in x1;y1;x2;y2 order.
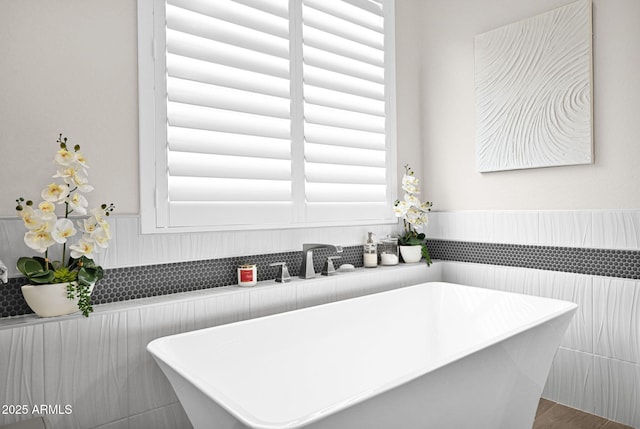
138;0;397;232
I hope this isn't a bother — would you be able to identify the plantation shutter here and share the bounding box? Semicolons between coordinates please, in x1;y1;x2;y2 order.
302;0;391;222
164;0;293;227
144;0;396;231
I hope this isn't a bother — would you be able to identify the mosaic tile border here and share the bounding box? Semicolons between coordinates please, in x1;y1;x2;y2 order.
427;239;640;280
2;240;640;318
0;246;361;318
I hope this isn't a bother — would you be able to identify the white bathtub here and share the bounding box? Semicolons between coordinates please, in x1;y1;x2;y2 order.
147;281;576;429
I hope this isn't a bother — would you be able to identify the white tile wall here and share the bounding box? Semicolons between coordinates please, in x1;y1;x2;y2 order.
0;325;45;426
593;277;640;363
0;263;437;429
431;209;640;426
442;260;640;428
2;209;638;427
42;313;129;429
427;209;640;250
592;211;640;250
542;347;596;414
593;355;640;428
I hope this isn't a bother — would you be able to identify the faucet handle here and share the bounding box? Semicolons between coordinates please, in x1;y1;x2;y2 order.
321;256;341;276
269;262;291;283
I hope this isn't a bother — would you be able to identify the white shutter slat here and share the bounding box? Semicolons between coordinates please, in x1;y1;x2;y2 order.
167;4;289;59
306;183;386;202
304;0;383;29
169;0;288;37
229;0;288;20
169;177;291;202
167;54;289;98
168;152;291;180
304;46;384;84
305;163;386;185
167;29;289;79
304;85;384;116
304;123;385;150
168;77;290;119
304;65;384;100
168;127;291;159
305;143;385;168
305;103;385;133
303;5;383;50
303;26;383;67
168;103;290;139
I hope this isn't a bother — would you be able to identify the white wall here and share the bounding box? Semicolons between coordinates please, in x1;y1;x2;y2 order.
0;0;139;216
419;0;640;210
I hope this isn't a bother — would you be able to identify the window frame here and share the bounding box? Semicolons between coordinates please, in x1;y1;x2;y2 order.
137;0;398;233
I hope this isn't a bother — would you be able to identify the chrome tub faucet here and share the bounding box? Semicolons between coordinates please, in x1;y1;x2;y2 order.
299;244;343;279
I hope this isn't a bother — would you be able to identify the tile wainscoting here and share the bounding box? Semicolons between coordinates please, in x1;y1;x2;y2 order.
0;263;439;429
1;210;638;427
425;210;640;428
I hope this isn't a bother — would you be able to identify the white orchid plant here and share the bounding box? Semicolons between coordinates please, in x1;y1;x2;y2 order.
393;164;433;264
15;134;115;316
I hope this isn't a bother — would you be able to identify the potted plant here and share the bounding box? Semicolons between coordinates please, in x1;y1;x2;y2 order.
15;134;114;317
393;164;432;264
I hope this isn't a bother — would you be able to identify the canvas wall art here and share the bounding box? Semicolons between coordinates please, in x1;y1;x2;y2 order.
475;0;593;172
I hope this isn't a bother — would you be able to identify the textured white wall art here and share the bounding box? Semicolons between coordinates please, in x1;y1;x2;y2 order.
475;0;593;172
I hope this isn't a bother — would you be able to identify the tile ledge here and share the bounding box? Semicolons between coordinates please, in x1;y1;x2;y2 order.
0;262;436;330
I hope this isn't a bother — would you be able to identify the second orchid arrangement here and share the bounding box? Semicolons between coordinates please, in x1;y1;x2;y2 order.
393;164;433;264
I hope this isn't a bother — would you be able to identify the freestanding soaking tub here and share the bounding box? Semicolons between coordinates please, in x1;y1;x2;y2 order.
147;281;577;429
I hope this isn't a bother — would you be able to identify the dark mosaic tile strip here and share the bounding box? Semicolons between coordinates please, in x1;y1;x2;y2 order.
4;240;639;319
427;239;640;280
0;245;361;318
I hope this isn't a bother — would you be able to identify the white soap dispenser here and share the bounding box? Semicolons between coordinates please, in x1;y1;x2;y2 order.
363;232;378;268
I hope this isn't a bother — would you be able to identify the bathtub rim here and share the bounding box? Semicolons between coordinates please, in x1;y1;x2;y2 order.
147;281;578;429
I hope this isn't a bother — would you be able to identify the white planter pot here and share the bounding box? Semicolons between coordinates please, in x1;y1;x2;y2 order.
21;282;94;318
399;245;423;263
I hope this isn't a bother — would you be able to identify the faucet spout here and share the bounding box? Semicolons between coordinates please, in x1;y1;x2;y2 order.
299;244;343;279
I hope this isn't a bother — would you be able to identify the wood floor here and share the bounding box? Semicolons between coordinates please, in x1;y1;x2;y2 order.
534;399;634;429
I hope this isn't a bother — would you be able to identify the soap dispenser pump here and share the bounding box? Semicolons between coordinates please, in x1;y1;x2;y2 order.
363;232;378;268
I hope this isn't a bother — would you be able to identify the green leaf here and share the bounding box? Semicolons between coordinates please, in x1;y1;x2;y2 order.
29;271;56;283
17;257;55;284
78;266;103;286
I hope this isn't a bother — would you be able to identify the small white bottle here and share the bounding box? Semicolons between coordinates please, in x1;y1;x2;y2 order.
363;232;378;268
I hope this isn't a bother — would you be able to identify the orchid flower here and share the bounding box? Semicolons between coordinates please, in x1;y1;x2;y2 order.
54;148;77;166
90;227;111;249
41;182;70;203
69;237;96;259
67;192;88;215
24;231;56;253
52;218;77;244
